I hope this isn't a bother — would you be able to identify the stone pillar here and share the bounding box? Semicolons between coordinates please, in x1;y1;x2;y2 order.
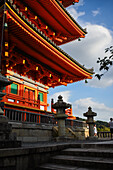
0;73;12;141
52;95;71;137
83;107;97;139
0;73;21;148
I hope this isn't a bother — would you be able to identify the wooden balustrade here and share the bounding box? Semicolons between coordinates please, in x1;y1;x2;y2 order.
4;107;87;128
4;108;54;124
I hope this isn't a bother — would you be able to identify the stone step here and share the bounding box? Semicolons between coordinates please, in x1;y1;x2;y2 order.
38;142;113;169
64;142;113;150
75;142;113;149
39;163;94;170
51;154;113;169
61;148;113;158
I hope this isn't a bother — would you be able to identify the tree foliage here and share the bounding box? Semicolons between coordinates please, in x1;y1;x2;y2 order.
96;120;110;132
76;118;110;132
95;46;113;79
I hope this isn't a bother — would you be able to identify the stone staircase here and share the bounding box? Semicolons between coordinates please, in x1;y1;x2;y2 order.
39;142;113;170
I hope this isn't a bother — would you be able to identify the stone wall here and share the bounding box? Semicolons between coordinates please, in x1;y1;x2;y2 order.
0;143;72;170
10;122;53;142
9;122;89;142
74;127;89;140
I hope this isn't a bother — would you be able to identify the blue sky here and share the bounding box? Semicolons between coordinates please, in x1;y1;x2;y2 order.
47;0;113;122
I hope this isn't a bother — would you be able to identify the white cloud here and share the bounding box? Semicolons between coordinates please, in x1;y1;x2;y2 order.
68;7;85;20
61;7;113;88
74;0;84;8
92;9;100;17
49;91;71;103
62;24;112;69
88;71;113;88
73;98;113;122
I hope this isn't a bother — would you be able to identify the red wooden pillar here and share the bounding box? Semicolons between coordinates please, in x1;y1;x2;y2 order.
44;92;47;111
24;109;27;121
4;10;10;73
24;113;26;121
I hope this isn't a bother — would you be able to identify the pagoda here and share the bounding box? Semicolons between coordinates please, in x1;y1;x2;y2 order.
0;0;93;125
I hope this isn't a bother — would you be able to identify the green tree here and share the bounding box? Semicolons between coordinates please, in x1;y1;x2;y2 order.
96;120;110;132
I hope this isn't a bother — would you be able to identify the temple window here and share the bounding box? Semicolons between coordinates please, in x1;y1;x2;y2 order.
39;92;44;102
11;83;18;95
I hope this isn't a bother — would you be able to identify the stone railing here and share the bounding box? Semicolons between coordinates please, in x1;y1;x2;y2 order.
97;131;112;139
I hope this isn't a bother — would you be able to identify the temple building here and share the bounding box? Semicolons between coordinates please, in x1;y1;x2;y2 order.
0;0;94;126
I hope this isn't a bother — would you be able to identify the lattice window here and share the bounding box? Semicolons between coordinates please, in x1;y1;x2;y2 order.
11;83;18;94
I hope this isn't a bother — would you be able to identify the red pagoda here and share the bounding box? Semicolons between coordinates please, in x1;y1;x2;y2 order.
0;0;93;125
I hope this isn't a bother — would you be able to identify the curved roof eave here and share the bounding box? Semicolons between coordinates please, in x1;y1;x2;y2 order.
60;0;79;8
5;2;94;77
19;0;87;37
55;0;87;35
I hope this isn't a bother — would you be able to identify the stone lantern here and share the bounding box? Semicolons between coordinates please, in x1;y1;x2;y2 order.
0;73;12;141
52;95;71;137
83;107;97;139
0;73;21;148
